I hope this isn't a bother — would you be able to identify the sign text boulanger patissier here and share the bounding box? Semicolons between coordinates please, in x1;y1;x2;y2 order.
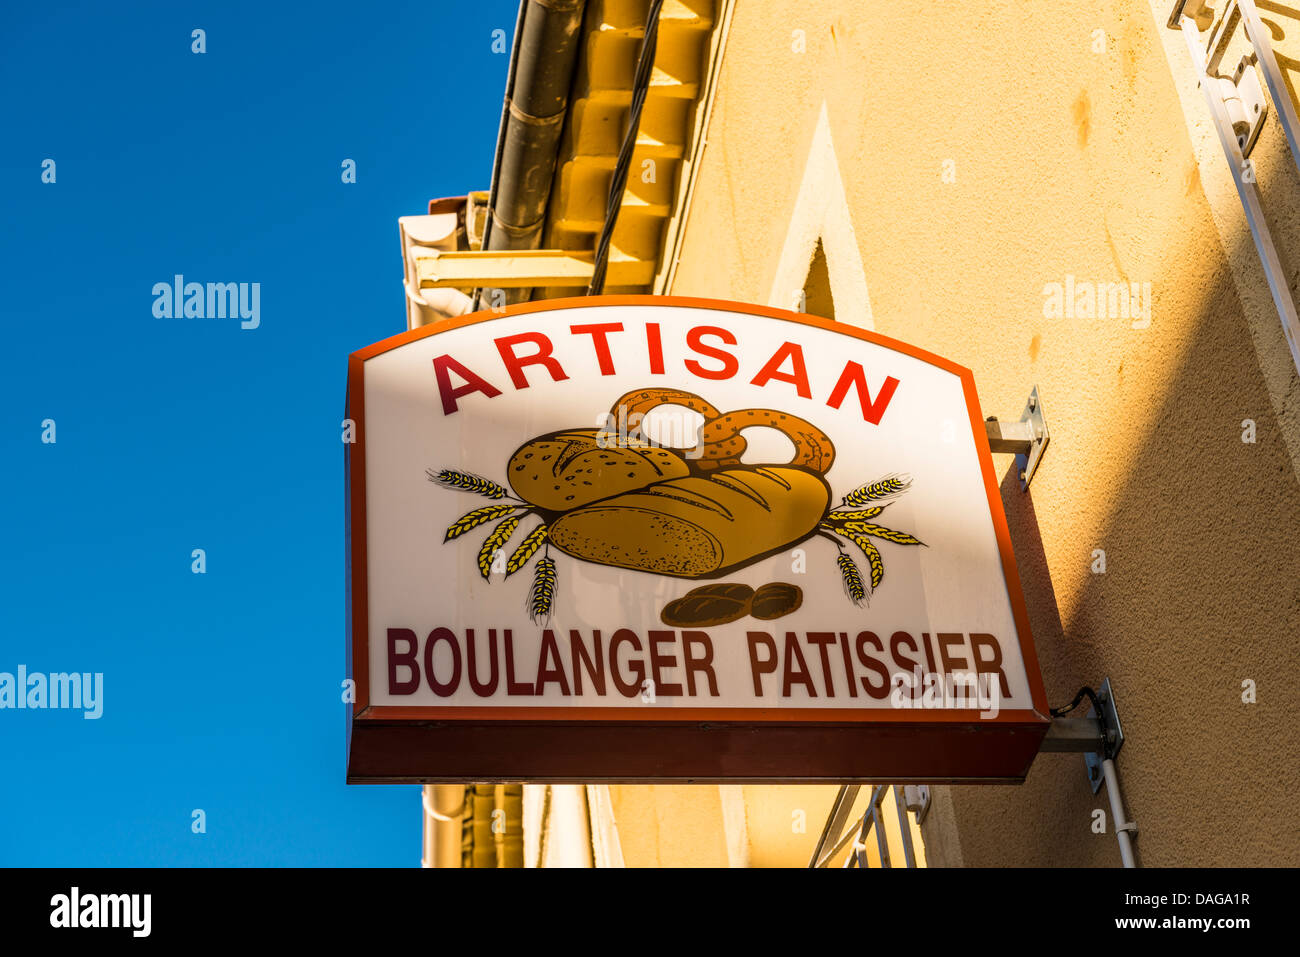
346;298;1049;782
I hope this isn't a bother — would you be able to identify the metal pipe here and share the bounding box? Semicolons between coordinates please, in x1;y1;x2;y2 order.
894;786;917;868
851;802;871;868
421;784;466;868
1102;759;1138;868
479;2;527;255
870;786;891;868
808;784;860;867
477;0;588;306
1039;716;1107;753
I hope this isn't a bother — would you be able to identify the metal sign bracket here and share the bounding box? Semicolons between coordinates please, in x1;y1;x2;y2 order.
1083;678;1125;793
985;386;1049;490
1041;678;1126;789
1040;677;1138;867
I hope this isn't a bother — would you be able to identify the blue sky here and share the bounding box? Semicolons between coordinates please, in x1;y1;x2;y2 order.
0;0;517;865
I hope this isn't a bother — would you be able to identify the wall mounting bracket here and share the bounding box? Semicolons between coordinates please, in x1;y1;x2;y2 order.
984;386;1049;490
1039;678;1125;787
1040;677;1137;867
1082;677;1125;793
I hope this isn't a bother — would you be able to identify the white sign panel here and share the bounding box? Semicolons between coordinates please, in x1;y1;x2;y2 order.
346;297;1049;782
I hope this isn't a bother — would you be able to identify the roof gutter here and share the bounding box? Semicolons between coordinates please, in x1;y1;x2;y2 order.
477;0;588;305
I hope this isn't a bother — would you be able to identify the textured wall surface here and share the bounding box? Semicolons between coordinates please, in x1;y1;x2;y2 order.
608;784;732;866
668;0;1300;866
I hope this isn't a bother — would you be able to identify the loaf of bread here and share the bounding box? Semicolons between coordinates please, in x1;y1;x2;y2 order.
549;466;831;577
660;583;755;626
507;429;691;512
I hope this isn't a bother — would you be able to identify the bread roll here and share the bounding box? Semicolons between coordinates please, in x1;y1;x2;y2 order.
508;429;690;512
660;583;755;626
549;466;830;578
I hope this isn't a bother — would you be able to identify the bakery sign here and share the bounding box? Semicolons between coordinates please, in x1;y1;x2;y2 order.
345;296;1050;783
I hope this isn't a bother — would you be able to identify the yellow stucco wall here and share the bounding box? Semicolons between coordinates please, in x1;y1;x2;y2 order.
656;0;1300;866
608;784;732;866
607;783;925;867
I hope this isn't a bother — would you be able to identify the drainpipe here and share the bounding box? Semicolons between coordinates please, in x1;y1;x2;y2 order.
423;2;586;868
420;0;587;869
475;0;587;307
422;785;466;868
1102;759;1138;868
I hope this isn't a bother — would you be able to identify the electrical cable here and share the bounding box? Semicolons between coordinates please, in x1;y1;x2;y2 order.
587;0;664;296
1050;685;1101;719
1052;684;1119;758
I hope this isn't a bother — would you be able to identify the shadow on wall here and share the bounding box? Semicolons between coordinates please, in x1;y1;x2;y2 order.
936;205;1300;866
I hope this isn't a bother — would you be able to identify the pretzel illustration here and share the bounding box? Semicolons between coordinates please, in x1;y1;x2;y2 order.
608;388;835;473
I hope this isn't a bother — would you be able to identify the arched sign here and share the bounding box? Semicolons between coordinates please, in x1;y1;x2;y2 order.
346;297;1049;782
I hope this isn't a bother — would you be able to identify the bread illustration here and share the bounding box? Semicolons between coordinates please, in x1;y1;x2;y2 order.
660;583;755;626
432;388;923;621
750;582;803;619
507;428;691;512
548;467;830;577
659;581;804;626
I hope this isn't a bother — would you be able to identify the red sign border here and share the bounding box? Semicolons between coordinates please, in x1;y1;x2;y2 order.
345;296;1050;781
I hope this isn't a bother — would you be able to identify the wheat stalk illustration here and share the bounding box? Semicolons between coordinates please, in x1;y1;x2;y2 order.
817;472;924;605
841;521;924;546
842;473;912;507
506;523;549;577
836;552;867;606
827;506;885;522
428;468;513;500
477;515;522;580
841;531;885;589
433;462;554;596
444;503;522;542
529;556;557;624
